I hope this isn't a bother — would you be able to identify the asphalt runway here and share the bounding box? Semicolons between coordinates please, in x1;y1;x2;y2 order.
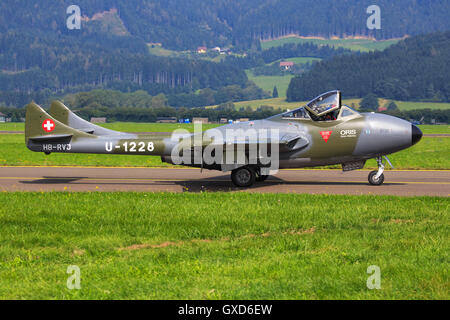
0;167;448;196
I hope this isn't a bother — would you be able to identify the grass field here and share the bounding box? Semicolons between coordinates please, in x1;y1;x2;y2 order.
364;137;450;170
0;192;447;299
394;101;450;111
97;122;220;133
0;122;221;133
272;57;322;65
148;45;181;57
260;37;401;52
418;125;450;134
0;122;448;137
230;96;450;111
147;45;230;63
0;134;170;167
246;72;295;98
0;133;448;169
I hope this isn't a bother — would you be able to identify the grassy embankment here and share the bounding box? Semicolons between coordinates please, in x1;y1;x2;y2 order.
0;192;447;299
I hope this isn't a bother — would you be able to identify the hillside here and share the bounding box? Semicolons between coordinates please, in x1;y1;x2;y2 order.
1;0;450;50
1;1;450;108
0;29;251;107
287;32;450;102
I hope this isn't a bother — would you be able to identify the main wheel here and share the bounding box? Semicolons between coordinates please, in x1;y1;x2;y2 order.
231;166;256;187
368;170;384;186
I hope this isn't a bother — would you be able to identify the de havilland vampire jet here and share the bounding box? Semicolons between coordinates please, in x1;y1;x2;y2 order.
25;90;422;187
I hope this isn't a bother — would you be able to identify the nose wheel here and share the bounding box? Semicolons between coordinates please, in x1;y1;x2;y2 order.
368;156;392;186
368;170;384;185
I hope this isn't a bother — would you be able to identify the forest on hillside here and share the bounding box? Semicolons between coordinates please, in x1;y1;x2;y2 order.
1;1;450;108
1;0;450;50
287;32;450;102
0;30;255;107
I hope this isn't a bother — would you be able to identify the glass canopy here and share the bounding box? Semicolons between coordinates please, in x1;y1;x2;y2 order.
305;90;341;117
281;90;360;121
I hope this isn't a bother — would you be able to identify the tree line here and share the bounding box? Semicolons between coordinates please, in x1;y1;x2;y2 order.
62;88;269;111
1;102;447;125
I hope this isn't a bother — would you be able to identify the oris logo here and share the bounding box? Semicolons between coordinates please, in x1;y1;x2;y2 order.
340;129;357;138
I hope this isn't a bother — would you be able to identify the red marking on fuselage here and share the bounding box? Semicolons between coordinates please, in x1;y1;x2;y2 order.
319;131;332;142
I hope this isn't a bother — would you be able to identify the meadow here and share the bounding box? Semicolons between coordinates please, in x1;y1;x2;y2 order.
246;72;295;98
260;37;401;52
0;192;447;299
0;122;221;133
0;133;448;169
229;95;450;111
272;57;322;65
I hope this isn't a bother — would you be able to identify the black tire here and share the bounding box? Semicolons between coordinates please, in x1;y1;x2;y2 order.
368;170;384;186
231;166;256;187
256;174;269;182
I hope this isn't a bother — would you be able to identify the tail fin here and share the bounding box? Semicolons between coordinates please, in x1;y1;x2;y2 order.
49;100;125;136
25;102;94;151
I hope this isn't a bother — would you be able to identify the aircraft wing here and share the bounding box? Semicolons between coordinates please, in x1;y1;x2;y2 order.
181;132;309;153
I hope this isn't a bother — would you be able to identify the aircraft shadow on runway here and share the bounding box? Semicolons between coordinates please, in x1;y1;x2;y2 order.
20;177;88;184
19;175;401;192
174;176;401;192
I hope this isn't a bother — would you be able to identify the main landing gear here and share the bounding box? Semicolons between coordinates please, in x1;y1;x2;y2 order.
231;166;255;187
231;166;269;187
368;156;393;186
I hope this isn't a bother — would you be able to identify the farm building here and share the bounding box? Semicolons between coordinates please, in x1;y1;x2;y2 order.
279;61;295;70
197;46;207;54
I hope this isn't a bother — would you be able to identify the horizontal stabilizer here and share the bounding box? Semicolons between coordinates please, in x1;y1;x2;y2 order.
29;134;73;142
77;128;95;134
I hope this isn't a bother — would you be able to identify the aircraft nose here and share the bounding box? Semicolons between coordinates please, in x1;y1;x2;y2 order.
411;124;423;146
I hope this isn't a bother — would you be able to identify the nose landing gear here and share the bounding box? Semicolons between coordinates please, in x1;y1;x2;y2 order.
368;156;393;186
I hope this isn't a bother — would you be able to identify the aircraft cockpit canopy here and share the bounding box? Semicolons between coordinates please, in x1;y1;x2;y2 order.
281;90;361;122
305;90;341;121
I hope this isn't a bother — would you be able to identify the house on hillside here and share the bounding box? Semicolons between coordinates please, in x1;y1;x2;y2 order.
0;112;6;122
279;61;294;70
221;48;232;55
197;46;207;54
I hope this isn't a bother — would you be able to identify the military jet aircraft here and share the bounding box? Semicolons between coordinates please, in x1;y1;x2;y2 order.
25;90;422;187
